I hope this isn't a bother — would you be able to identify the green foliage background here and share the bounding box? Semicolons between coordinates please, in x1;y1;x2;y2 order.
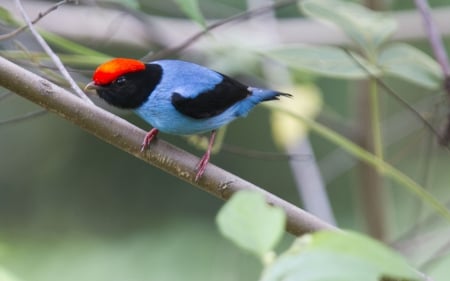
1;0;450;280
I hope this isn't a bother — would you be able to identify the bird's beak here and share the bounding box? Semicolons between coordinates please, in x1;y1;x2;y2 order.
84;81;100;93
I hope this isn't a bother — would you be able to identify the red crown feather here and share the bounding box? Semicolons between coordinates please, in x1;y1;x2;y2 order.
93;58;145;85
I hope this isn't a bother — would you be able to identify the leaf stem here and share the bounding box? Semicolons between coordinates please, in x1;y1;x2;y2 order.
265;103;450;223
369;78;384;172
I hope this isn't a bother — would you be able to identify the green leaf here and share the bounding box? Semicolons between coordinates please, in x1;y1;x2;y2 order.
0;7;17;25
0;267;21;281
265;45;381;79
300;0;397;56
0;51;110;68
173;0;206;28
379;43;443;90
104;0;140;10
216;191;286;258
42;32;110;58
261;231;420;281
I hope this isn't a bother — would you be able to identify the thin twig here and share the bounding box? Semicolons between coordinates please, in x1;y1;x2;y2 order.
420;238;450;271
222;143;310;161
414;0;450;76
141;0;297;61
391;199;450;246
375;81;443;145
414;0;450;146
0;109;47;126
0;0;73;41
343;48;445;146
14;0;93;104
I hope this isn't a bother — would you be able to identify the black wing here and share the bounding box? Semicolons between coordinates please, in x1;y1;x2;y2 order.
171;74;251;119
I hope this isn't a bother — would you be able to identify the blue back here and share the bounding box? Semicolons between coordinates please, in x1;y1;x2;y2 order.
150;60;223;99
134;60;280;135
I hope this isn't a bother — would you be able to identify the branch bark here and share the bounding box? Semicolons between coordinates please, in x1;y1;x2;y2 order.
0;56;337;236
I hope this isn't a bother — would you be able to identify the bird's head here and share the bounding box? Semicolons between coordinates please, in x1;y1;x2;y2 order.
85;58;162;109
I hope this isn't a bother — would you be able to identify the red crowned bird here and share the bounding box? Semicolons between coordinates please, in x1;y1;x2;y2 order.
85;58;291;181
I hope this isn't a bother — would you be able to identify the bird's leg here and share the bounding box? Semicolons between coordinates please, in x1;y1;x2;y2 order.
195;130;217;181
140;128;159;152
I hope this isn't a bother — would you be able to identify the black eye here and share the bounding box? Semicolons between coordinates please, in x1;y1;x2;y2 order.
115;76;127;86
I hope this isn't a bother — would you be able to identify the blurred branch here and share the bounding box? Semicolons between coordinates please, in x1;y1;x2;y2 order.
0;109;47;126
144;0;296;60
344;48;444;144
0;56;337;236
353;0;387;242
414;0;450;146
222;143;307;161
4;1;450;52
246;0;335;225
14;0;93;104
356;79;386;240
0;0;73;41
415;0;450;77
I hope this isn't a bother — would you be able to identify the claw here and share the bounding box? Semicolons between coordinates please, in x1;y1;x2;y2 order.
140;128;159;152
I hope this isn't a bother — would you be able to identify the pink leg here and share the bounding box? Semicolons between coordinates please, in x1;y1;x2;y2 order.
195;130;216;181
140;128;159;152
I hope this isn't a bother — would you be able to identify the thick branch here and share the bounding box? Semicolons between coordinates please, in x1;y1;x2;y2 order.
0;56;336;236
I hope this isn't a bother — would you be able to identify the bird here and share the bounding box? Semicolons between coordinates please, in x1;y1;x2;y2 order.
85;58;291;181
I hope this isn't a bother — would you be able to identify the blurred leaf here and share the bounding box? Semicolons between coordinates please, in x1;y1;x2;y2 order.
265;45;381;79
3;221;261;281
185;126;227;154
173;0;206;28
102;0;140;9
428;252;450;281
379;43;443;90
206;47;260;76
0;7;16;25
42;32;110;58
300;0;397;56
216;191;286;258
269;84;322;148
1;51;111;68
0;267;21;281
261;231;420;281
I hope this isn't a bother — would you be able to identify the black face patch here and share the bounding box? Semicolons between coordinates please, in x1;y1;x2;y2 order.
96;64;162;109
171;73;250;119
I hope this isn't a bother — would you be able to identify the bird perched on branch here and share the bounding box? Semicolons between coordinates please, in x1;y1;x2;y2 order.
85;58;291;181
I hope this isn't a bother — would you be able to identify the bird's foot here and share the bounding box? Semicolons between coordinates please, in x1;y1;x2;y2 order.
194;130;217;182
195;151;211;182
140;128;159;152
